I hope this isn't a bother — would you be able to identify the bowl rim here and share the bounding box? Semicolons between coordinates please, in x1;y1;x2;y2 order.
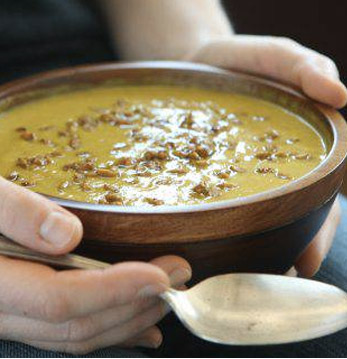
0;60;346;214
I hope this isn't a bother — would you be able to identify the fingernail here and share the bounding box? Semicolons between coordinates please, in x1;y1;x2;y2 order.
136;283;167;299
40;211;79;248
169;267;192;286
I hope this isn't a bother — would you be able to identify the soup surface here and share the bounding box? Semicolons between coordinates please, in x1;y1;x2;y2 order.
0;86;326;206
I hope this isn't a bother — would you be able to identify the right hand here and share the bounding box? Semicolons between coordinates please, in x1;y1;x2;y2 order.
0;177;192;354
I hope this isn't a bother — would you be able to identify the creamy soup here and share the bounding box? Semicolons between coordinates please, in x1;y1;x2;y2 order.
0;86;326;206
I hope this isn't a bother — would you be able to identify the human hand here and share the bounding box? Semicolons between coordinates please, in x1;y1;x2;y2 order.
187;35;347;108
187;35;346;276
0;177;191;354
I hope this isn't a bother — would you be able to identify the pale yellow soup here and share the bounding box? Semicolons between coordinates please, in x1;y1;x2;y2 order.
0;86;326;206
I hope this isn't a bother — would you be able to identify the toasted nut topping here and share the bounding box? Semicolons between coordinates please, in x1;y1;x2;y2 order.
256;167;275;174
15;127;27;133
20;131;36;141
58;181;70;191
96;169;117;177
105;193;123;204
295;153;311;160
145;197;164;206
229;164;246;173
192;182;210;196
7;171;19;181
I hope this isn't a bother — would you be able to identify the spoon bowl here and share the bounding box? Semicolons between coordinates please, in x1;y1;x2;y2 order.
161;273;347;345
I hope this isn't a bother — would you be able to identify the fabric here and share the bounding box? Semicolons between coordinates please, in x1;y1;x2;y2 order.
0;0;114;85
0;341;145;358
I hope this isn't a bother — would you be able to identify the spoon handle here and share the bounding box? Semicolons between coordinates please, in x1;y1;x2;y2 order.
0;234;110;270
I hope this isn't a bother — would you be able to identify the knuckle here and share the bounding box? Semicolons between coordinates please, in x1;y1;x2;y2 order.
64;317;96;342
319;55;337;68
276;36;299;47
39;288;71;323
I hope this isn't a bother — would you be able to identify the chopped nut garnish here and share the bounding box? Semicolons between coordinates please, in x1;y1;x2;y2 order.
180;112;194;128
168;168;188;175
195;145;211;158
73;173;85;183
273;151;288;159
7;171;19;181
255;152;272;160
117;157;133;166
104;193;123;204
20;180;35;187
173;150;188;158
96;168;117;177
217;182;236;190
286;138;300;145
266;129;280;139
69;137;81;150
39;138;55;146
256;167;275;174
15;127;27;133
192;182;210;196
214;170;231;179
16;158;28;169
58;181;70;191
229;164;246;173
66;120;78;132
80;182;92;191
295;153;311;160
145;197;164;206
103;183;119;192
188;151;200;161
16;155;52;169
144;150;168;161
50;151;63;157
20;131;36;141
58;130;68;137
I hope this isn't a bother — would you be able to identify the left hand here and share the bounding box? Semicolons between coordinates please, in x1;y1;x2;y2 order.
187;35;347;276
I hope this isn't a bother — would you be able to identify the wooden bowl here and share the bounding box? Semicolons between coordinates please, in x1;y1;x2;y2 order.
0;61;346;281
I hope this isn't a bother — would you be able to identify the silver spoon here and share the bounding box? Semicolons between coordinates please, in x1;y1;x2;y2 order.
1;235;347;345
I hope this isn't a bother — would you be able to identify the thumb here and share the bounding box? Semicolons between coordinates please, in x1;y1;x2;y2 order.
0;177;83;255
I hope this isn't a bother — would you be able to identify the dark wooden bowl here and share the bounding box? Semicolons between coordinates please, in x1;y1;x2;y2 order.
0;62;346;281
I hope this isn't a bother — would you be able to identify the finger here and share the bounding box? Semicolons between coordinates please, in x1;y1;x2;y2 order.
0;177;82;255
191;36;347;108
150;255;192;286
121;326;162;349
23;302;169;355
0;256;170;322
0;296;161;342
295;199;341;277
